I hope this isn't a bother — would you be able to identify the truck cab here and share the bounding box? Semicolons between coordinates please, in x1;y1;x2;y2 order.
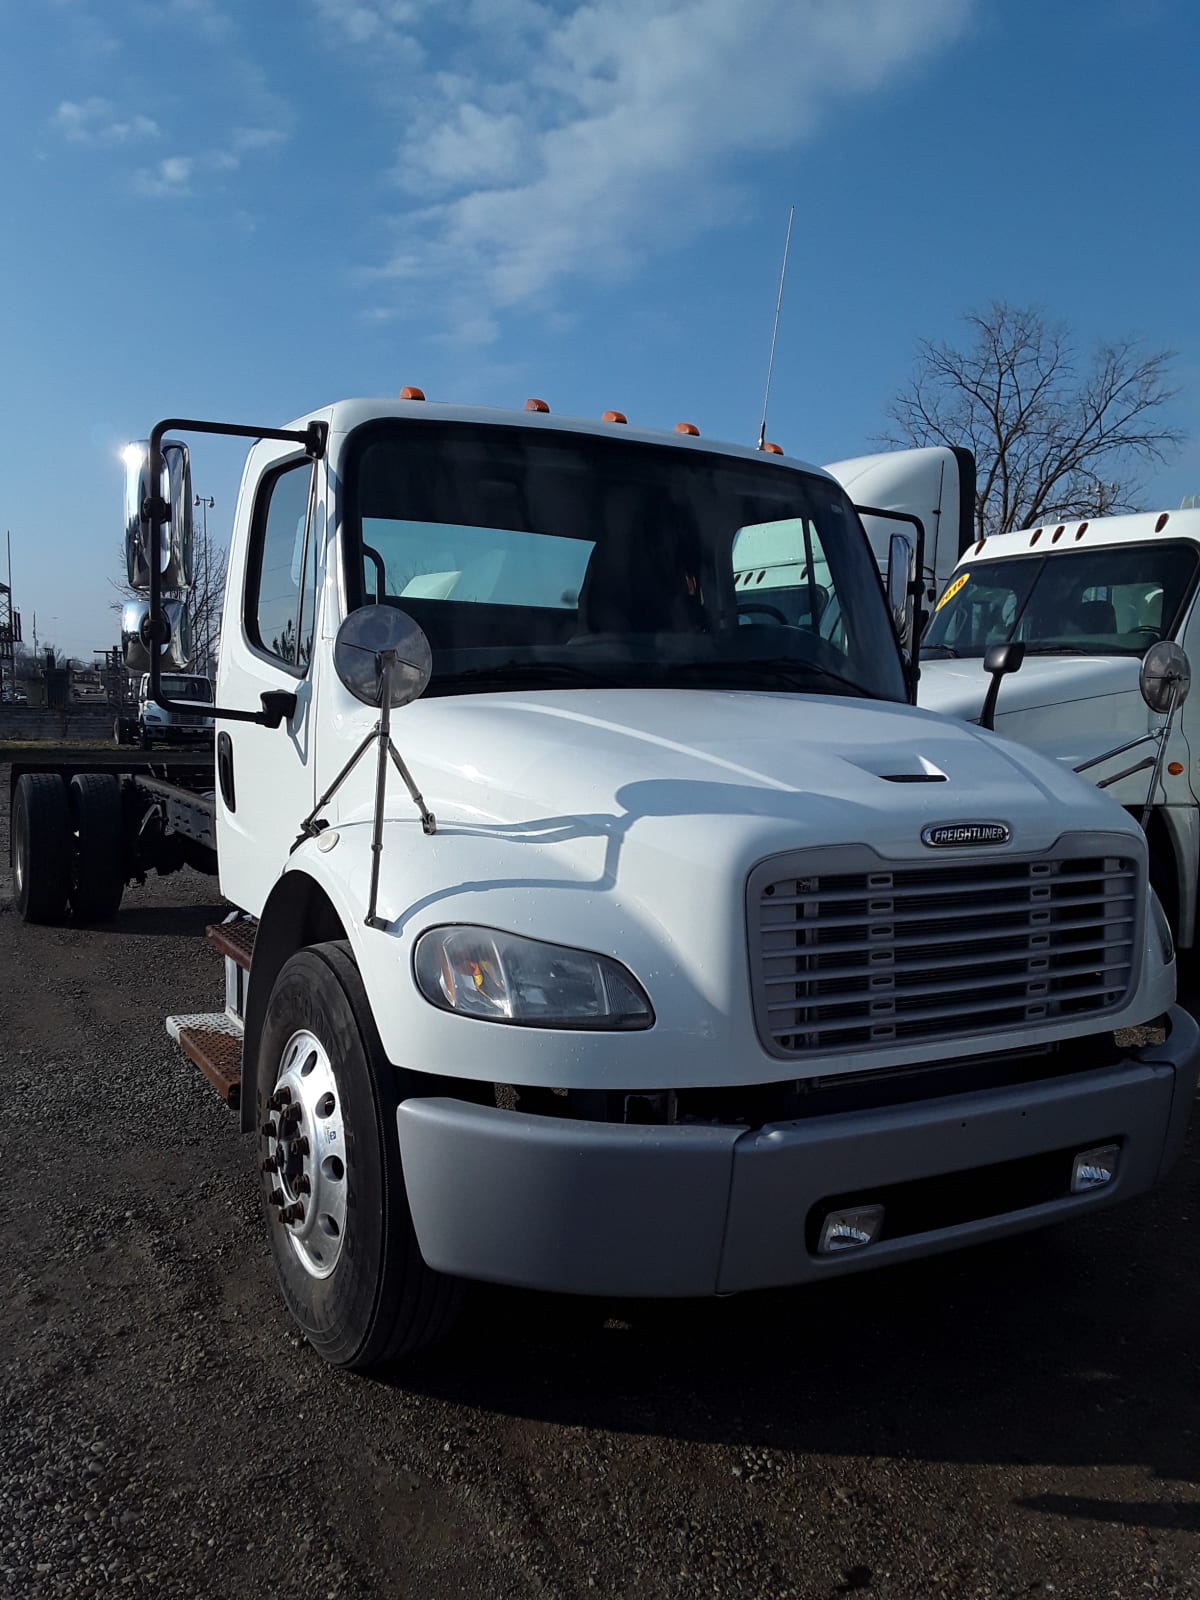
919;508;1200;945
13;395;1192;1372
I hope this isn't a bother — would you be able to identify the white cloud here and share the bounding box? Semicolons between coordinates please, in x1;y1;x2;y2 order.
53;97;159;146
132;155;194;198
320;0;974;330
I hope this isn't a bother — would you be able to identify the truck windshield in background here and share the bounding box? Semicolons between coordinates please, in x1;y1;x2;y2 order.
922;541;1199;660
160;675;214;702
342;421;907;704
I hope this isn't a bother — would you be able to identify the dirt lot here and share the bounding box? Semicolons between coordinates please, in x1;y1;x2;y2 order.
2;761;1200;1600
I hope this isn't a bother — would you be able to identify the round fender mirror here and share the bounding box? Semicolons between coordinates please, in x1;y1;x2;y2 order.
1140;639;1191;714
333;605;432;708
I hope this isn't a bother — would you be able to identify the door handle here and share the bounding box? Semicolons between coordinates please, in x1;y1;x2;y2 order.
217;731;236;812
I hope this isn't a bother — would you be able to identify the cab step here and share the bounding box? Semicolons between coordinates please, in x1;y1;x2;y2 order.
206;914;257;971
167;1012;244;1108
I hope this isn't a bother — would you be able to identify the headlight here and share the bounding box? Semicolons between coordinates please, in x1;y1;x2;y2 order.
142;707;165;722
414;926;654;1030
1150;889;1175;965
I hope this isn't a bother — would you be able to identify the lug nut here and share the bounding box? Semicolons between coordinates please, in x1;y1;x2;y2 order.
281;1104;302;1130
293;1137;310;1157
282;1202;305;1224
269;1088;292;1111
294;1174;311;1195
261;1158;278;1175
269;1188;285;1208
260;1121;278;1140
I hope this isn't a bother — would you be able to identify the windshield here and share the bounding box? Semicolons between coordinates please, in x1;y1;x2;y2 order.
343;422;906;703
922;540;1199;660
161;675;213;702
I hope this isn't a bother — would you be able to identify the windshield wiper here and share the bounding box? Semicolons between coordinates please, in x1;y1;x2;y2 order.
1021;644;1102;656
656;656;874;698
431;660;621;693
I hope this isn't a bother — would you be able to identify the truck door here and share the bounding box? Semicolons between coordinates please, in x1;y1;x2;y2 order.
825;446;976;612
215;435;325;917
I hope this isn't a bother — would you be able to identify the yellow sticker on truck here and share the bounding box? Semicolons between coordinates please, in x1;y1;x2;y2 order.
934;572;969;612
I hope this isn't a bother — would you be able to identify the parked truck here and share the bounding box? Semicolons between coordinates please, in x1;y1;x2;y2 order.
7;394;1196;1371
114;670;215;748
920;507;1200;948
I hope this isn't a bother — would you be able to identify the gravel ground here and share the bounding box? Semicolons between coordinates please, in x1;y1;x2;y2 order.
2;759;1200;1600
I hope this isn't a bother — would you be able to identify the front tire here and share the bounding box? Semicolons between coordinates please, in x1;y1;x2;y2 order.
12;773;71;923
257;941;464;1368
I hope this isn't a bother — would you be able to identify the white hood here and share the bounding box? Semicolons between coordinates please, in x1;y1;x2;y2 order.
388;687;1134;860
314;688;1154;1092
918;655;1148;762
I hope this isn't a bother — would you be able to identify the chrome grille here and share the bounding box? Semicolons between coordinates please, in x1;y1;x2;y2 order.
749;844;1140;1057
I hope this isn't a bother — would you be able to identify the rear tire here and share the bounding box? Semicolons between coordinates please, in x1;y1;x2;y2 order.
12;773;71;923
257;940;464;1368
69;773;125;921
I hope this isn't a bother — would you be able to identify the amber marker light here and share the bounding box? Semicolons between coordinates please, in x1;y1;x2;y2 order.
399;386;425;400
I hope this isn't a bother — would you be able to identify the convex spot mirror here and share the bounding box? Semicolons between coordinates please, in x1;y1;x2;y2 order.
121;597;194;672
334;606;432;708
123;439;194;592
1140;640;1191;714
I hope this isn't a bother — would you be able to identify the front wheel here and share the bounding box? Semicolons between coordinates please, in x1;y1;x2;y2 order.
257;941;464;1368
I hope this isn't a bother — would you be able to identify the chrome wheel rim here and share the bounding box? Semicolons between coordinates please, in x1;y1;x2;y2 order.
263;1029;348;1279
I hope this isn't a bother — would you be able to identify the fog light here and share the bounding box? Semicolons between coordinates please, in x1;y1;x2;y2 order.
1071;1144;1120;1193
818;1204;885;1254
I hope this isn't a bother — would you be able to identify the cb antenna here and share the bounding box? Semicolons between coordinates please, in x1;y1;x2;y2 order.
757;203;794;451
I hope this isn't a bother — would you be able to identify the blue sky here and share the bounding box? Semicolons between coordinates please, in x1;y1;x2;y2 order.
0;0;1195;662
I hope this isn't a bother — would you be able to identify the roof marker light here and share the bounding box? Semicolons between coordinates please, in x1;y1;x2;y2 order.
1076;522;1089;540
1052;526;1064;543
674;422;700;436
525;398;550;413
762;442;784;456
1030;529;1042;544
602;410;627;424
974;539;986;555
399;386;425;401
1156;512;1170;532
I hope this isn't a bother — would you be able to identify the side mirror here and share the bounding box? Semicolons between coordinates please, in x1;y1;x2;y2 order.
1140;640;1191;714
885;530;916;647
121;597;194;672
979;639;1026;731
123;439;194;592
333;605;432;708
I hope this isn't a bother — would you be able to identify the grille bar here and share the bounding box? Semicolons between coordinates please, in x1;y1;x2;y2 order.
761;932;1136;988
750;845;1139;1057
762;868;1121;907
760;913;1136;962
762;888;1136;935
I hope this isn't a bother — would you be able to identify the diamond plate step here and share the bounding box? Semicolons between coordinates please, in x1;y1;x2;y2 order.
167;1011;244;1108
206;916;257;972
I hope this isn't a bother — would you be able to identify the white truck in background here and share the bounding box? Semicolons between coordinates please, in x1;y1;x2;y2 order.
115;670;215;748
7;395;1195;1371
920;507;1200;950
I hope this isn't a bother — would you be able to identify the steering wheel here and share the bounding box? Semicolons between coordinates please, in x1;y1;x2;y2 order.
737;602;789;625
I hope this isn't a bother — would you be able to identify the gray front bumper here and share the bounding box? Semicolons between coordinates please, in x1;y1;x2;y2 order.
396;1006;1199;1298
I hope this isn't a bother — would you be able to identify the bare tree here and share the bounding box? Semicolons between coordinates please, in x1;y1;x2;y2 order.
883;302;1183;539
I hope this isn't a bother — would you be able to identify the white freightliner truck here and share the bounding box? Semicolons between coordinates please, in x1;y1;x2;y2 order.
920;507;1200;949
7;395;1197;1370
